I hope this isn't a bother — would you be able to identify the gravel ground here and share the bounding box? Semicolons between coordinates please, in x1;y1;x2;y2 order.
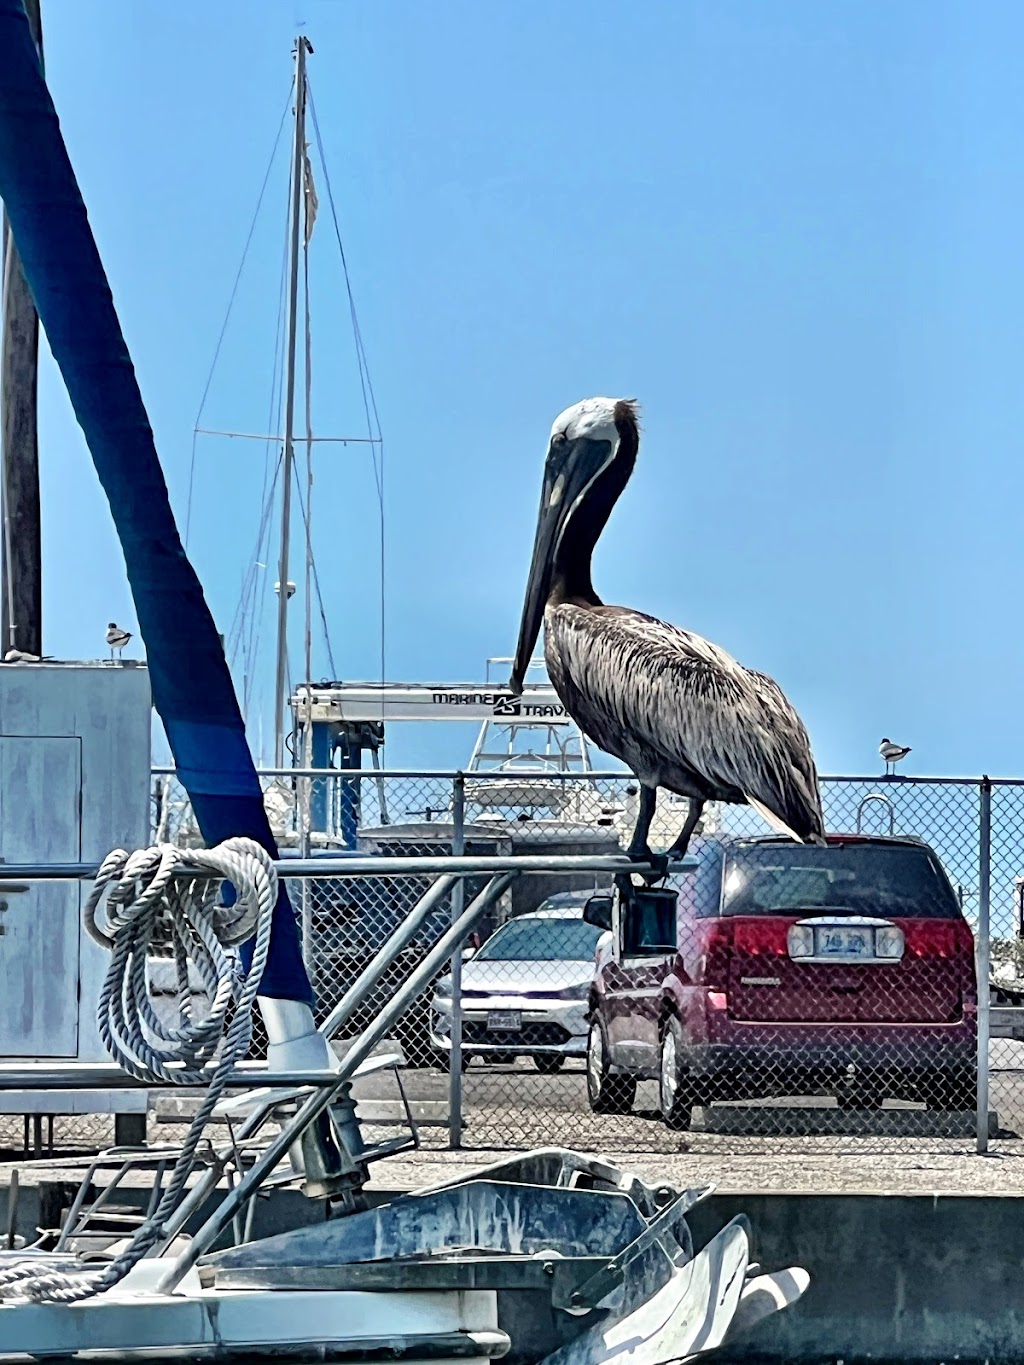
367;1139;1024;1196
5;1134;1023;1198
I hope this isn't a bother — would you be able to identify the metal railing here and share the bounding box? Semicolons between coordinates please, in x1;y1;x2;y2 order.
0;849;676;1285
141;765;1024;1159
8;767;1024;1162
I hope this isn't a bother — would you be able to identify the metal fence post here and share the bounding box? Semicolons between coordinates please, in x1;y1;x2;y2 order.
977;776;992;1154
449;772;466;1149
299;773;313;965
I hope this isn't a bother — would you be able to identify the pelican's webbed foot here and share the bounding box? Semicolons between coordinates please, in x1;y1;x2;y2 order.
644;852;670;884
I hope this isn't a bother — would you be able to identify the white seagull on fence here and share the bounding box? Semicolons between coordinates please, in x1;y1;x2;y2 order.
106;622;132;660
880;738;911;776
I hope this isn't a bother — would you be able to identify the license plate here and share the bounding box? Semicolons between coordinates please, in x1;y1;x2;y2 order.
487;1010;521;1032
814;926;873;958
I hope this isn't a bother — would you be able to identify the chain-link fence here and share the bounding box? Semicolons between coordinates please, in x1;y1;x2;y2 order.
138;767;1024;1162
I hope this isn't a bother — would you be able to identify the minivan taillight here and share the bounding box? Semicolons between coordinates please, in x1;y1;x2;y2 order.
701;920;734;991
732;919;793;956
903;921;974;961
903;918;977;1002
953;919;976;960
953;919;978;1000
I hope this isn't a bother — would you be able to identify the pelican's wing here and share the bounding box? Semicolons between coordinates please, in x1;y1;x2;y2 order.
553;605;825;842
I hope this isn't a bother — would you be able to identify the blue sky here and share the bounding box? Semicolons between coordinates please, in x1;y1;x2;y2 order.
32;1;1024;774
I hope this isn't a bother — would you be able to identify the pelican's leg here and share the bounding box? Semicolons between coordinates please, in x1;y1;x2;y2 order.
626;785;658;861
667;799;704;860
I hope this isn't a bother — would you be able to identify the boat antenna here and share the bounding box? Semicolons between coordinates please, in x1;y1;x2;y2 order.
273;35;311;766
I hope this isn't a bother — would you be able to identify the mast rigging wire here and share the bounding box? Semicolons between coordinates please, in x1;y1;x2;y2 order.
190;67;387;748
307;78;386;692
226;205;289;727
185;80;294;546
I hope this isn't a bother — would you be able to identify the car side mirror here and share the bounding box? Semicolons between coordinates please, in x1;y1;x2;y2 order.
620;887;678;956
461;946;476;960
583;895;613;932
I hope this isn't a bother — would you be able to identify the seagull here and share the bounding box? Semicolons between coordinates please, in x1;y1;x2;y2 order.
880;738;911;776
106;622;132;660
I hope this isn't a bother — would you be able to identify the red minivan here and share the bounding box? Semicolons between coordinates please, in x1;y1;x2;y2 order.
585;834;978;1129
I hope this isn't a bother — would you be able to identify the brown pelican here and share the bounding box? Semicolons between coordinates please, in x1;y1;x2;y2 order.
509;397;826;861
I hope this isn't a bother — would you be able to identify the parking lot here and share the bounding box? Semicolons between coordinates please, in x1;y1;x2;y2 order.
349;1038;1024;1153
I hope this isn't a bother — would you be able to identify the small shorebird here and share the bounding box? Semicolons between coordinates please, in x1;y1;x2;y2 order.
880;738;911;776
106;622;132;660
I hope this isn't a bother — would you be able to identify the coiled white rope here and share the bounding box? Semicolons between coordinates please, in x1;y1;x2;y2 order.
0;837;277;1303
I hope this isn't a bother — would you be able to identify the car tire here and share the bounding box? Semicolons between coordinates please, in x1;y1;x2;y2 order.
659;1014;694;1131
533;1054;565;1074
926;1069;977;1113
586;1021;636;1114
838;1080;884;1110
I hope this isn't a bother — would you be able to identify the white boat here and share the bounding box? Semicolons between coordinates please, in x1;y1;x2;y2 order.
0;1143;806;1364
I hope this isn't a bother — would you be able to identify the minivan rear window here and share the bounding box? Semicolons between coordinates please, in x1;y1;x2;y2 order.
721;842;961;920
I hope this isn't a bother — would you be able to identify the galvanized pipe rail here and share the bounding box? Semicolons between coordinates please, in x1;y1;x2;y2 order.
0;852;686;1099
0;853;692;881
0;850;685;1291
154;871;520;1292
0;1063;346;1090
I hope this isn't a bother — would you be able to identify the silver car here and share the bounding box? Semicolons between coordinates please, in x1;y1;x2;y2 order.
430;896;608;1072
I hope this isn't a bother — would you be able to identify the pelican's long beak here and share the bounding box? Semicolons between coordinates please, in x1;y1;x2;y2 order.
509;434;614;694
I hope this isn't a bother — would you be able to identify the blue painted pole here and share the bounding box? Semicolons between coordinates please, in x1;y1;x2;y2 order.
0;0;311;1002
338;733;362;851
309;720;333;836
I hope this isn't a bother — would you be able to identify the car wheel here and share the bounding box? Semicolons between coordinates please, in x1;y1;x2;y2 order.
838;1081;884;1110
586;1021;636;1114
533;1054;565;1074
659;1015;694;1131
926;1069;977;1113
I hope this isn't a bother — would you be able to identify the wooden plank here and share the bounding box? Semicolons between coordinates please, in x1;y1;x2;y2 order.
0;0;42;658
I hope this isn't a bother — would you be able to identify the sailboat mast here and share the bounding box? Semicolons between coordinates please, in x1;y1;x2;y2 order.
273;35;310;767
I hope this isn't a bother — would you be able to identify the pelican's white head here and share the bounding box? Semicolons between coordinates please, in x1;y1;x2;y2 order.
510;396;640;693
549;396;622;449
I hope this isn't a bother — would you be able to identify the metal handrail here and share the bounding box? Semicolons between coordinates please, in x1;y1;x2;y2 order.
0;1064;351;1090
317;873;458;1040
0;853;694;881
0;850;687;1098
155;870;520;1293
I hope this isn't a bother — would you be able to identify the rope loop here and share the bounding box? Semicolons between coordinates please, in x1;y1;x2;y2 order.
0;838;279;1303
